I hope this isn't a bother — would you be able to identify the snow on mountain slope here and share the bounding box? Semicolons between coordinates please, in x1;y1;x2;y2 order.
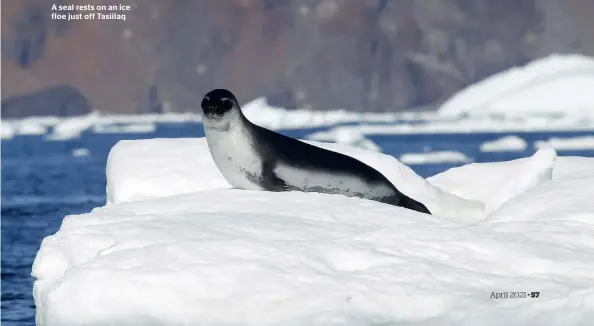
439;54;594;117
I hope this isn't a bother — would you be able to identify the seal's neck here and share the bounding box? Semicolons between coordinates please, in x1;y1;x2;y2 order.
203;107;251;134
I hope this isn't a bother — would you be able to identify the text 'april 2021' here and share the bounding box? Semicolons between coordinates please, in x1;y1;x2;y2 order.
490;291;540;299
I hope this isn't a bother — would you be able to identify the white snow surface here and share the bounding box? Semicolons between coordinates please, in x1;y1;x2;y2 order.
439;53;594;117
105;138;484;223
535;136;594;150
480;135;528;152
105;138;231;205
427;148;557;215
33;138;594;325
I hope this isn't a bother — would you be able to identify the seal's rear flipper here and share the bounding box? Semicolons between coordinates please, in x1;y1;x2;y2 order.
400;195;431;215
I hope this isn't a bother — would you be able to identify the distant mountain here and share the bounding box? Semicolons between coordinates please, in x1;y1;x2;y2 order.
2;0;593;117
1;85;91;118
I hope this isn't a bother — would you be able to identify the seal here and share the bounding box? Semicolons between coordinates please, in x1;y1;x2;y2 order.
201;88;431;214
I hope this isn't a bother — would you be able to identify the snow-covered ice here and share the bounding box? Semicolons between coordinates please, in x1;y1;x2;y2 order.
91;123;156;134
1;119;49;138
4;111;590;142
480;135;528;152
535;136;594;150
399;151;471;165
1;124;15;140
306;128;381;152
14;123;47;136
45;112;100;140
552;156;594;179
33;137;594;325
0;98;416;141
306;115;594;139
439;54;594;117
105;138;230;205
427;148;556;215
105;138;484;223
242;97;403;130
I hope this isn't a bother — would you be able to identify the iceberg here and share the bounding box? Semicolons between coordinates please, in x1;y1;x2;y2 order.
33;138;594;325
438;54;594;117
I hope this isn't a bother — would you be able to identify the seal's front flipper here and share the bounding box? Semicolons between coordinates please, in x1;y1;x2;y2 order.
261;161;290;192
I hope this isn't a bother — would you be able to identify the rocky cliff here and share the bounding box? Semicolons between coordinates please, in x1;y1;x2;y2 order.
2;0;594;117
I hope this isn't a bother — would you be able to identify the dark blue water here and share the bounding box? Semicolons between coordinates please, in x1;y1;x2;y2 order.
2;122;593;325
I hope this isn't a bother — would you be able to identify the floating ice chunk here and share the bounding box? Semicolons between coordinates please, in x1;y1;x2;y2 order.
71;148;91;157
1;124;15;140
307;127;382;152
535;136;594;150
17;122;47;135
480;135;528;152
241;97;402;130
33;159;594;325
399;151;471;165
92;123;156;134
46;112;99;140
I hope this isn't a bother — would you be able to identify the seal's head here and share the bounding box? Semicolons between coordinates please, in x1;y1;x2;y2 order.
201;89;243;131
201;89;240;120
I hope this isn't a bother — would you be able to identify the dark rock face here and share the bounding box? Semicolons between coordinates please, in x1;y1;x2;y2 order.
1;0;593;117
1;85;91;118
10;4;47;68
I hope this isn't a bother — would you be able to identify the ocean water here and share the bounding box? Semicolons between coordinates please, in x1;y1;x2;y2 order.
2;122;594;325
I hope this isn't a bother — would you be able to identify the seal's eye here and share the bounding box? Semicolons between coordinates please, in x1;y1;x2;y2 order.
219;98;233;110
